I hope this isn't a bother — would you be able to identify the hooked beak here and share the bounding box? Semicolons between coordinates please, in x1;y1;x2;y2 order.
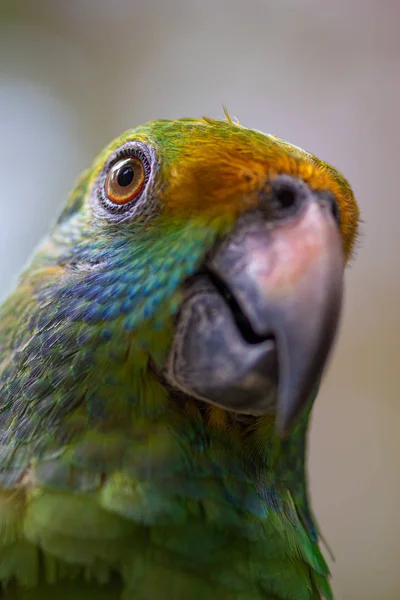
166;175;344;435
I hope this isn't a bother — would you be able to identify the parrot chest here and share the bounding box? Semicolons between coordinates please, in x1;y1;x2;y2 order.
0;416;327;599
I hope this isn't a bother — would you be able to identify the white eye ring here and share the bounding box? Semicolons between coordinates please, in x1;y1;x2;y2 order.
91;141;159;223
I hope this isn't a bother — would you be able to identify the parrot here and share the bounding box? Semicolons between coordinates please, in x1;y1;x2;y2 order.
0;114;359;600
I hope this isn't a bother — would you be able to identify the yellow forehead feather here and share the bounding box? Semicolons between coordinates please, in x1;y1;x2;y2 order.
90;117;359;260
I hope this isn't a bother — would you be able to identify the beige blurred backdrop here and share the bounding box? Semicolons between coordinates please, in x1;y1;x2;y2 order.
0;1;398;598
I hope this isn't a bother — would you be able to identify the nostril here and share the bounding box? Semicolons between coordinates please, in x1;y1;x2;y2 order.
330;199;341;226
264;175;342;226
275;186;297;210
318;190;341;226
269;176;307;218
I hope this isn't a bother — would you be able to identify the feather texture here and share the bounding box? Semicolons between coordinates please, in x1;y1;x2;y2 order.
0;117;359;598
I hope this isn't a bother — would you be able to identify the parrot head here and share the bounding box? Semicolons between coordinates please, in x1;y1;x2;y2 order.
0;115;360;598
25;115;358;438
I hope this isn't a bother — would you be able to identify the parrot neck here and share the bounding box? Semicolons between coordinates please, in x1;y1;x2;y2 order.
0;259;329;597
0;309;330;597
275;405;320;540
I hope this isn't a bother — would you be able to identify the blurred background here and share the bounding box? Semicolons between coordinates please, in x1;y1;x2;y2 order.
0;0;398;597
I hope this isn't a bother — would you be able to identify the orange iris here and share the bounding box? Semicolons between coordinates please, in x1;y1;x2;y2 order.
105;157;146;205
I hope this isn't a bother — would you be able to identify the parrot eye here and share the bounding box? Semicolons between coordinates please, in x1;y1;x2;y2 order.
93;141;158;221
106;157;146;205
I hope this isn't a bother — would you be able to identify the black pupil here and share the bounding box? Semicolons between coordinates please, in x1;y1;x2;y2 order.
117;165;134;187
